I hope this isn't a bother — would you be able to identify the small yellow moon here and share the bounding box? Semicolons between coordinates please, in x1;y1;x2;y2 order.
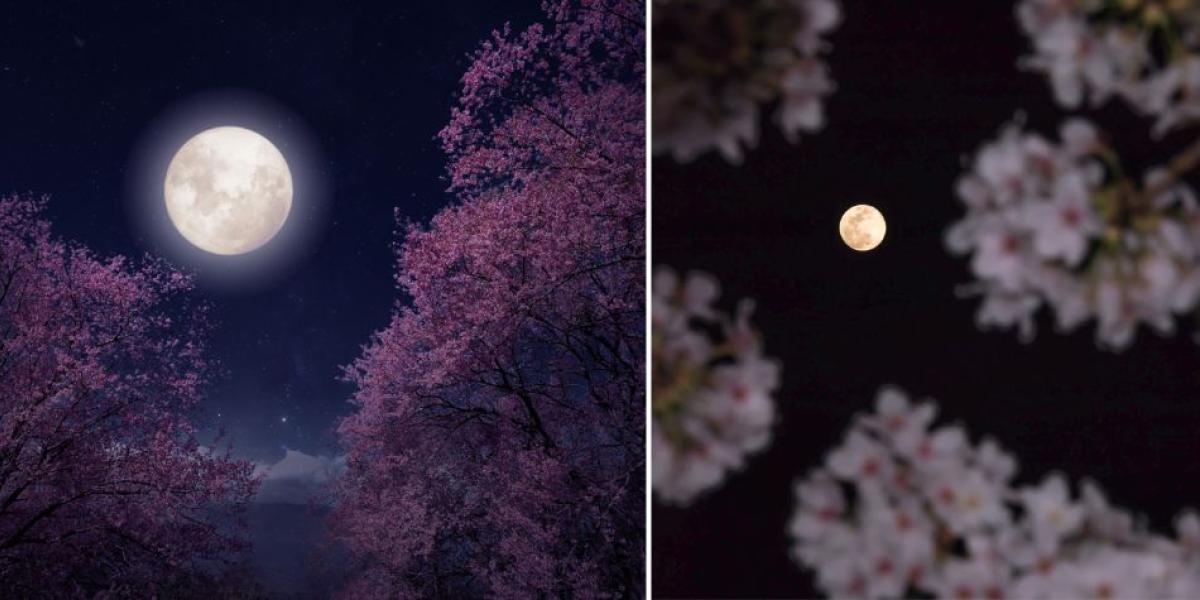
164;126;293;255
839;204;886;251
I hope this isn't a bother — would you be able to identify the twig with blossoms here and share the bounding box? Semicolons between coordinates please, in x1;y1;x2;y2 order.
652;0;841;163
790;386;1200;599
1018;0;1200;137
652;267;780;505
946;116;1200;350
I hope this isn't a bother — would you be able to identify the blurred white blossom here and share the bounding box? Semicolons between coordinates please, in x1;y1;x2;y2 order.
1018;0;1200;136
652;0;841;163
946;117;1200;350
652;267;780;505
789;386;1200;599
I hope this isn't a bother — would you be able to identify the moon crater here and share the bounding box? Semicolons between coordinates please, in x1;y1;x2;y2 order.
164;126;293;255
839;204;886;252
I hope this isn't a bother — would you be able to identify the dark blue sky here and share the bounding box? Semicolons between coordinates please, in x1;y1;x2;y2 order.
0;1;543;466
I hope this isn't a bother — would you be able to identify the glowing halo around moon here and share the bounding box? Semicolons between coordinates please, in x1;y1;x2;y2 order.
126;90;329;290
164;126;293;255
839;204;887;251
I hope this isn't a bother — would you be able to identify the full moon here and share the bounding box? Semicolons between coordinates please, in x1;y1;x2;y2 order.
164;126;293;255
839;204;886;251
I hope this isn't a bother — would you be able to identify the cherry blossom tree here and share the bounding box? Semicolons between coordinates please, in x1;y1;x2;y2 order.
0;196;259;596
652;267;780;505
791;386;1200;599
947;117;1200;350
653;0;842;163
1017;0;1200;136
332;0;644;597
652;1;1200;597
949;1;1200;350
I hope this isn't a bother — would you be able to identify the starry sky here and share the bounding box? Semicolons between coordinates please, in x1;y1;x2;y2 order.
653;0;1200;597
0;1;543;472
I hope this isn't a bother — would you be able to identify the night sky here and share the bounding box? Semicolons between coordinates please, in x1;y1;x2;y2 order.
0;2;545;591
653;0;1200;597
0;1;542;466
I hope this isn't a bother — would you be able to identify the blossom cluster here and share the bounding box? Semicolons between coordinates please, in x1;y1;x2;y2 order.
652;267;780;505
790;386;1200;599
1018;0;1200;136
652;0;841;163
335;1;646;595
0;196;259;592
945;117;1200;350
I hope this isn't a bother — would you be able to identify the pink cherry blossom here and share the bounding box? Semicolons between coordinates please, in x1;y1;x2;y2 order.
331;1;644;597
790;386;1200;599
653;0;841;163
1018;0;1200;137
0;196;258;595
947;117;1200;350
652;267;780;505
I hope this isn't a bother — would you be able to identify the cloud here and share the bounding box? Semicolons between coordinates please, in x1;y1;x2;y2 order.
253;449;345;505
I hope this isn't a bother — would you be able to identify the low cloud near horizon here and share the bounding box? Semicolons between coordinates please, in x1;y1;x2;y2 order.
253;449;345;505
